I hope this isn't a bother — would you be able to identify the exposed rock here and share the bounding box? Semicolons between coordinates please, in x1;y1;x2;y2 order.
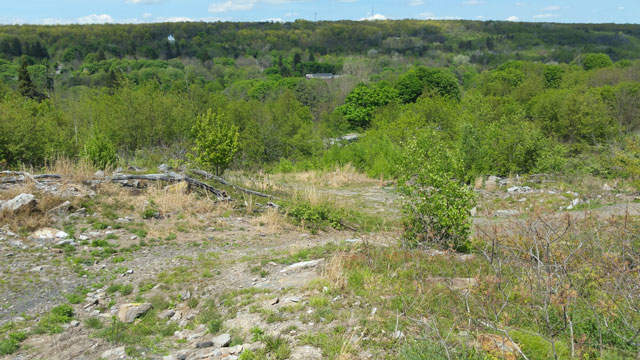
179;289;191;300
48;200;73;216
285;296;301;303
566;198;582;210
228;345;243;355
158;164;170;172
470;206;477;217
507;186;533;194
159;309;176;319
290;345;323;360
117;303;152;323
31;228;69;242
1;193;37;212
95;170;105;178
495;210;520;217
212;333;231;347
485;176;500;190
196;341;213;349
280;259;324;273
101;346;126;359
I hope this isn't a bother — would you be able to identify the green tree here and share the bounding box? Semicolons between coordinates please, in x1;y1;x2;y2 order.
190;109;240;176
398;129;475;252
338;82;399;129
578;53;613;71
18;59;42;101
83;133;118;169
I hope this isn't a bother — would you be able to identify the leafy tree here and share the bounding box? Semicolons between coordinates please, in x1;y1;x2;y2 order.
190;109;240;176
338;82;399;129
17;59;43;101
398;129;475;252
396;67;461;103
578;53;613;71
543;65;564;89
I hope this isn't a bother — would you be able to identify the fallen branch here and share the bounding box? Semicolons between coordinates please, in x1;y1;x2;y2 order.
189;168;278;199
0;171;61;184
85;173;230;200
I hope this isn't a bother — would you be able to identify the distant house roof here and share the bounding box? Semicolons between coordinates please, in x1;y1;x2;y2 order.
306;73;334;79
167;35;175;43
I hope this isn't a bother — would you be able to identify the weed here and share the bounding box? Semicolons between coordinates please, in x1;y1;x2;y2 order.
85;317;103;329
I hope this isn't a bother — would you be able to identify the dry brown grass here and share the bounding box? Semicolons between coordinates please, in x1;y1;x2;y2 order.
0;183;64;233
43;157;98;184
324;252;348;290
249;208;288;233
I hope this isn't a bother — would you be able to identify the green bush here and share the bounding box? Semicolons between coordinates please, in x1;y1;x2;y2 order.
285;201;343;230
35;304;74;334
398;129;475;252
579;53;613;70
189;109;239;176
0;332;27;355
83;133;117;169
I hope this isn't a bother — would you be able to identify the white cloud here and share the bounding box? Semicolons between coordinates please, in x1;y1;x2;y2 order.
533;13;559;18
359;14;388;21
77;14;115;24
142;12;153;18
542;5;560;11
157;16;195;22
208;0;257;13
420;12;462;20
262;17;284;22
617;6;624;10
515;2;526;6
408;0;424;6
506;15;519;21
126;0;165;4
463;0;483;5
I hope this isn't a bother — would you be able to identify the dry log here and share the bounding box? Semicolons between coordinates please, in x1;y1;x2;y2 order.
86;173;230;200
0;171;61;184
189;168;278;199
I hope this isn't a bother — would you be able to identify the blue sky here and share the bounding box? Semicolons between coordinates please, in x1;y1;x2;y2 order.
0;0;636;25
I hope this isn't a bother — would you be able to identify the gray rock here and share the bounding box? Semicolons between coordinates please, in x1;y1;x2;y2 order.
159;309;176;319
495;210;520;217
117;303;152;323
70;320;80;327
196;341;213;349
212;333;231;347
1;193;37;212
280;259;324;273
158;164;170;172
290;345;323;360
32;227;68;240
95;170;105;178
101;346;126;359
48;200;72;216
180;290;191;300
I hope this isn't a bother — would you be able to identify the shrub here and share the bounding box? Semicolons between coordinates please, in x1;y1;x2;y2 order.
189;109;239;176
83;133;117;169
578;53;613;70
398;129;475;252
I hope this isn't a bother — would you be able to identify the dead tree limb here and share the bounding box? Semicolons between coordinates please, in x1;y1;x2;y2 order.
85;173;230;200
0;171;61;184
189;168;278;200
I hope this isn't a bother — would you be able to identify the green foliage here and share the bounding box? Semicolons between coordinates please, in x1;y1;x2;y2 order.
578;53;613;70
190;109;239;176
529;88;617;146
0;332;27;356
396;66;461;103
543;65;564;89
35;304;74;334
285;200;343;230
399;129;475;252
197;300;224;334
83;133;117;169
17;58;43;101
337;82;399;129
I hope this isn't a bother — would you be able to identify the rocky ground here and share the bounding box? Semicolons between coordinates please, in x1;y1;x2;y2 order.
1;169;638;360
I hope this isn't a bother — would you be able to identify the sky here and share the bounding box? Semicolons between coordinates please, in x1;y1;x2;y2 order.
0;0;636;25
